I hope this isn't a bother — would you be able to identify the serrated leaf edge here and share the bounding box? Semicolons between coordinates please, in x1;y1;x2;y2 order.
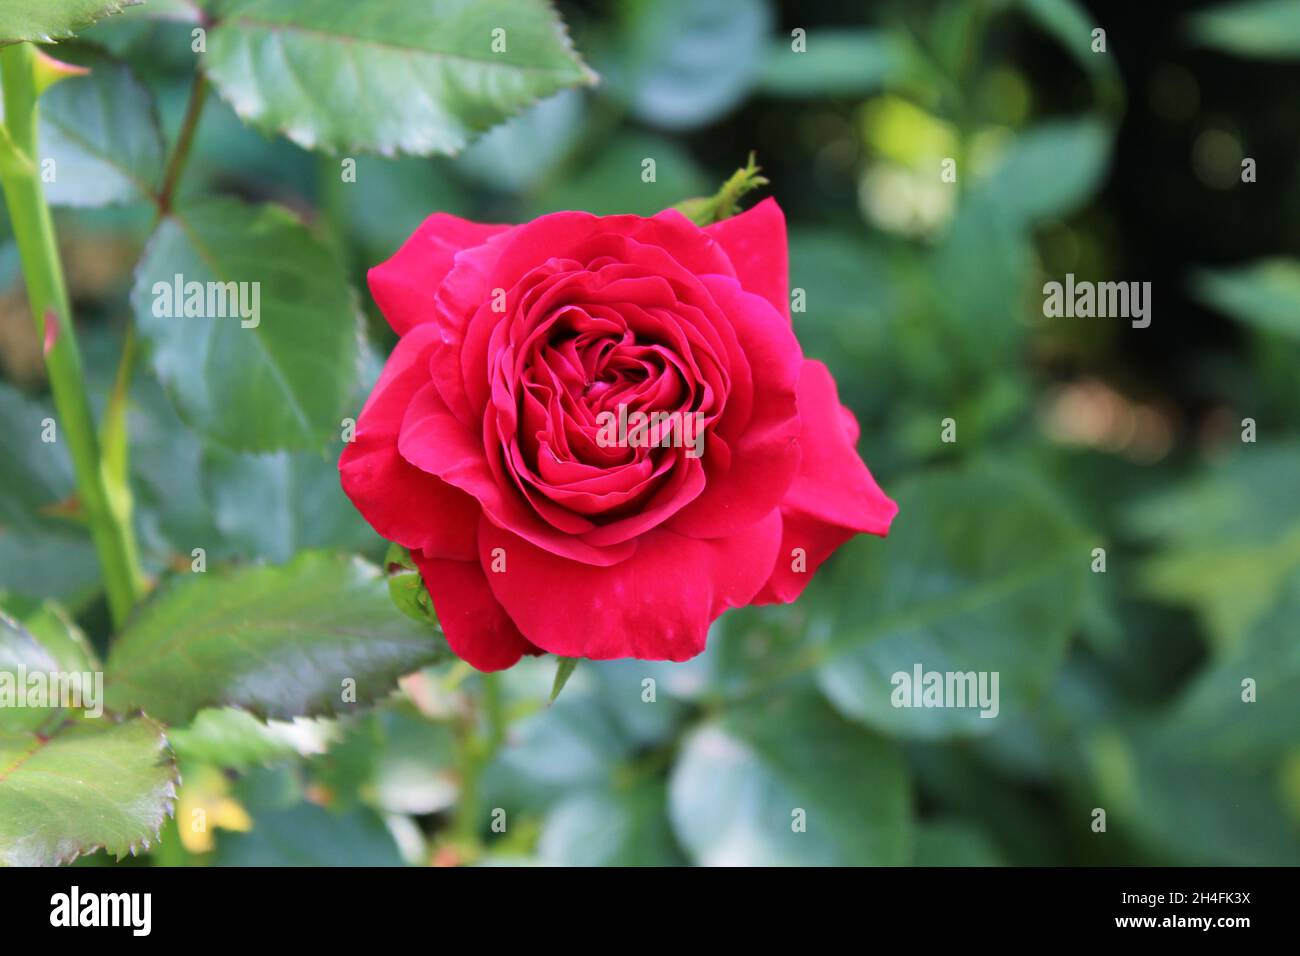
202;0;599;158
0;0;145;47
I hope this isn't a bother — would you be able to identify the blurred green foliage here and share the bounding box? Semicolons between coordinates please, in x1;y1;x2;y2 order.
1;0;1298;866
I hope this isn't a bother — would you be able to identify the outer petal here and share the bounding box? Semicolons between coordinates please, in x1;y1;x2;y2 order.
783;360;896;531
368;213;510;337
704;198;789;320
480;510;782;662
755;359;897;603
667;276;802;539
753;510;854;604
411;550;539;671
339;324;480;561
485;209;736;294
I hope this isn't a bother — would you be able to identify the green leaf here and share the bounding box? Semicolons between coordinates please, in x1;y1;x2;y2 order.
0;0;140;45
113;0;204;21
1187;0;1300;58
540;779;683;865
0;716;178;865
1149;577;1300;764
759;29;910;97
105;551;448;725
606;0;770;130
924;192;1035;376
201;444;375;563
1131;442;1300;649
693;603;813;702
974;118;1113;226
0;603;97;734
483;675;639;813
37;49;164;206
907;738;1068;865
585;659;694;744
0;597;98;673
167;707;323;771
1088;571;1300;864
0;382;74;534
203;0;596;157
915;819;1006;866
114;354;227;567
814;466;1088;739
550;656;578;703
787;230;902;382
115;0;203;21
76;2;203;61
0;384;100;607
668;694;911;865
1191;258;1300;341
131;197;362;452
0;530;100;608
214;803;404;866
1;607;177;866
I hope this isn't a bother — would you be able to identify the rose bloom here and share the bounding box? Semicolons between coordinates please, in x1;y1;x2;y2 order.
340;199;896;670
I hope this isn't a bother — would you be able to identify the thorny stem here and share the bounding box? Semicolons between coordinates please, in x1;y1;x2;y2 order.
0;43;145;628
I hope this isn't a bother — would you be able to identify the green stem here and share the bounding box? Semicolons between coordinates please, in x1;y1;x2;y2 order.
482;670;505;750
157;68;208;212
450;672;505;858
0;43;144;628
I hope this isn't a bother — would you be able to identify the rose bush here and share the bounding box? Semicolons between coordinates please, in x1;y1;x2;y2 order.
340;199;897;670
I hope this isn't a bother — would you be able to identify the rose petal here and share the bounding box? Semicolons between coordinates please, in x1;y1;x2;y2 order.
752;509;854;604
783;359;896;533
480;510;782;661
410;550;540;671
705;198;789;321
339;324;479;561
667;276;802;539
369;213;510;337
755;359;897;603
398;380;635;566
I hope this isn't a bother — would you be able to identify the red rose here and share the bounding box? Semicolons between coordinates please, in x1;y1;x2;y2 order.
340;199;896;670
